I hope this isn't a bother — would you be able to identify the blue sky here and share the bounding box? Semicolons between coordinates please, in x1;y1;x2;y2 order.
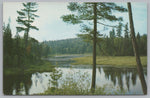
3;2;147;42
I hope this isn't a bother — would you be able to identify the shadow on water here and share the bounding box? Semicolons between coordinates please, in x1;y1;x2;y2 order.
3;72;32;95
98;67;147;94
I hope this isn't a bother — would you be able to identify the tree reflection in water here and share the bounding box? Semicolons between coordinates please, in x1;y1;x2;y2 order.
3;66;147;95
99;67;140;92
3;72;32;95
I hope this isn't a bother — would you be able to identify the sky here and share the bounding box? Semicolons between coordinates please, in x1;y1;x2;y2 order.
3;2;147;42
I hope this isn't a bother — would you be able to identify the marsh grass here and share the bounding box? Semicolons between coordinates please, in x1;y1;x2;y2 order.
4;61;54;75
72;56;147;67
24;61;54;74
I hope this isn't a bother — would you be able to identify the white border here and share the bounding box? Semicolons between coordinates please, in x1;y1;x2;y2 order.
0;0;149;98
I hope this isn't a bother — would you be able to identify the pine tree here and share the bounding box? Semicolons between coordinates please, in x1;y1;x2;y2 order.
61;2;127;92
127;2;147;94
109;28;115;38
3;21;13;67
16;2;39;49
124;23;129;38
116;22;123;37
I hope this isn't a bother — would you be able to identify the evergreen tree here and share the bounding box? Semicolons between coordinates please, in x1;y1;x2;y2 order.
127;2;147;94
61;2;127;91
3;22;13;67
136;32;141;54
16;2;39;48
123;23;130;55
137;32;140;41
140;34;147;56
109;28;115;38
124;23;129;38
13;33;24;68
116;22;123;37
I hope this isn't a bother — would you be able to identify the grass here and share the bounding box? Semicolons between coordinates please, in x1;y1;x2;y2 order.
38;87;107;95
24;61;54;74
4;61;54;75
47;53;92;57
72;56;147;68
3;68;22;75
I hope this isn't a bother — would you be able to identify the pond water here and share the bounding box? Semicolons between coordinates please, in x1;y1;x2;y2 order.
3;55;147;95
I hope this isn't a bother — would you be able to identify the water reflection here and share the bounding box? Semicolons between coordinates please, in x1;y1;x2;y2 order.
3;66;147;95
100;67;137;92
3;73;32;95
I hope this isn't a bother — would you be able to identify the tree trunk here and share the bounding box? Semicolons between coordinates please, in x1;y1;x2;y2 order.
127;2;147;94
25;4;30;50
91;3;97;92
25;31;29;50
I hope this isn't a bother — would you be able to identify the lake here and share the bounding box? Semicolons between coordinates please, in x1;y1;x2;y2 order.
3;55;147;95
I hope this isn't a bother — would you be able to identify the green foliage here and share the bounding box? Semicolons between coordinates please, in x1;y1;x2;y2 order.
43;38;92;55
49;68;62;88
42;31;147;57
124;23;129;38
97;23;147;56
136;33;147;56
16;2;39;53
61;3;127;91
40;71;126;95
4;61;54;75
61;2;127;42
62;2;127;23
4;2;41;71
41;86;107;95
24;61;54;74
3;22;13;68
109;28;115;38
40;42;51;57
3;20;52;73
16;2;39;33
116;22;123;37
61;14;82;24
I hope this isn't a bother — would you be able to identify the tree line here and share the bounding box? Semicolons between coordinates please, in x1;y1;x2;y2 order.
3;21;50;68
43;38;92;55
97;24;147;56
43;26;147;56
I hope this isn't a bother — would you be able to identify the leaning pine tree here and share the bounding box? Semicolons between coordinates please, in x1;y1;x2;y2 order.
61;2;127;92
16;2;39;50
127;2;147;94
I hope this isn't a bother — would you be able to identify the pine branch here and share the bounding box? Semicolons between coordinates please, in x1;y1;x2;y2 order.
97;21;118;28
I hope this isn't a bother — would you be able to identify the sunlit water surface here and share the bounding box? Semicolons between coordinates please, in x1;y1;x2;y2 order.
3;56;147;95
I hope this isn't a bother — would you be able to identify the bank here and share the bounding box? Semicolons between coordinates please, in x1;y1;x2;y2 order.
72;56;147;68
3;61;54;75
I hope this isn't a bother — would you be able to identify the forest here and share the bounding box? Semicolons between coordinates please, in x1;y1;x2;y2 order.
44;30;147;56
3;22;147;68
3;2;147;95
3;22;51;68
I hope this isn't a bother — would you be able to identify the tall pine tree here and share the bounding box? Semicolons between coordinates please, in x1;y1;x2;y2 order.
16;2;39;49
61;2;127;92
127;2;147;94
